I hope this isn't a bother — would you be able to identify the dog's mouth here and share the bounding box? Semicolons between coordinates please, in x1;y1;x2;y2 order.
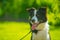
31;22;39;30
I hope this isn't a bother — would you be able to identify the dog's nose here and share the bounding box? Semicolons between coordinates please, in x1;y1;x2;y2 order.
32;20;35;22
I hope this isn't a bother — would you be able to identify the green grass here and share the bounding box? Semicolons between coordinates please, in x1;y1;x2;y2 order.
0;22;60;40
50;29;60;40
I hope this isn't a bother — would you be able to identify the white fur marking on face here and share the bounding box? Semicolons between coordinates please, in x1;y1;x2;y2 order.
32;10;38;23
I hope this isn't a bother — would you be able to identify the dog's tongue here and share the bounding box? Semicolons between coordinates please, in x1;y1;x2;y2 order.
32;23;37;30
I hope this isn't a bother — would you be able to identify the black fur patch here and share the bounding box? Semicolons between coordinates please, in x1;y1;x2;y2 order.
32;29;38;34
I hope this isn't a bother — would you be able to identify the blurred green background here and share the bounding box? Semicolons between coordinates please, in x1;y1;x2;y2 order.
0;0;60;40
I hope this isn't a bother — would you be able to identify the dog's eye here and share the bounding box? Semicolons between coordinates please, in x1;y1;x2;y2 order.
36;14;39;17
29;13;34;16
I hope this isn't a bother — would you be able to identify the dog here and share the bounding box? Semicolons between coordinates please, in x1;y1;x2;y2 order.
26;7;50;40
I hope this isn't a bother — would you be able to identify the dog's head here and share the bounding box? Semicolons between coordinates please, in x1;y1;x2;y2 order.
26;7;47;24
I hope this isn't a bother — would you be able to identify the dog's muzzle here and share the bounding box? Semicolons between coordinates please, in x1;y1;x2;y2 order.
32;23;38;30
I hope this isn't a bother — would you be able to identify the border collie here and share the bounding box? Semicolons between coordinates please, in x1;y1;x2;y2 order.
26;7;50;40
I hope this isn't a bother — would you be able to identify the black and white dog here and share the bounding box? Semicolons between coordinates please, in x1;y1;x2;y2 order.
26;7;50;40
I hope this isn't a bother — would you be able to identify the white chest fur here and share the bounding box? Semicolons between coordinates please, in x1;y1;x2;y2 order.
32;21;50;40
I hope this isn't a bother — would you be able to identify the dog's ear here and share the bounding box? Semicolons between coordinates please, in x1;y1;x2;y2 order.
26;8;30;12
26;7;35;11
37;7;47;15
26;7;35;13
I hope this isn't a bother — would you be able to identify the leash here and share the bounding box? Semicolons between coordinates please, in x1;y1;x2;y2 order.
20;31;31;40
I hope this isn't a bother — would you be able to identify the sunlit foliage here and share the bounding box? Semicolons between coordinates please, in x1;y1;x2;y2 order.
0;0;60;26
